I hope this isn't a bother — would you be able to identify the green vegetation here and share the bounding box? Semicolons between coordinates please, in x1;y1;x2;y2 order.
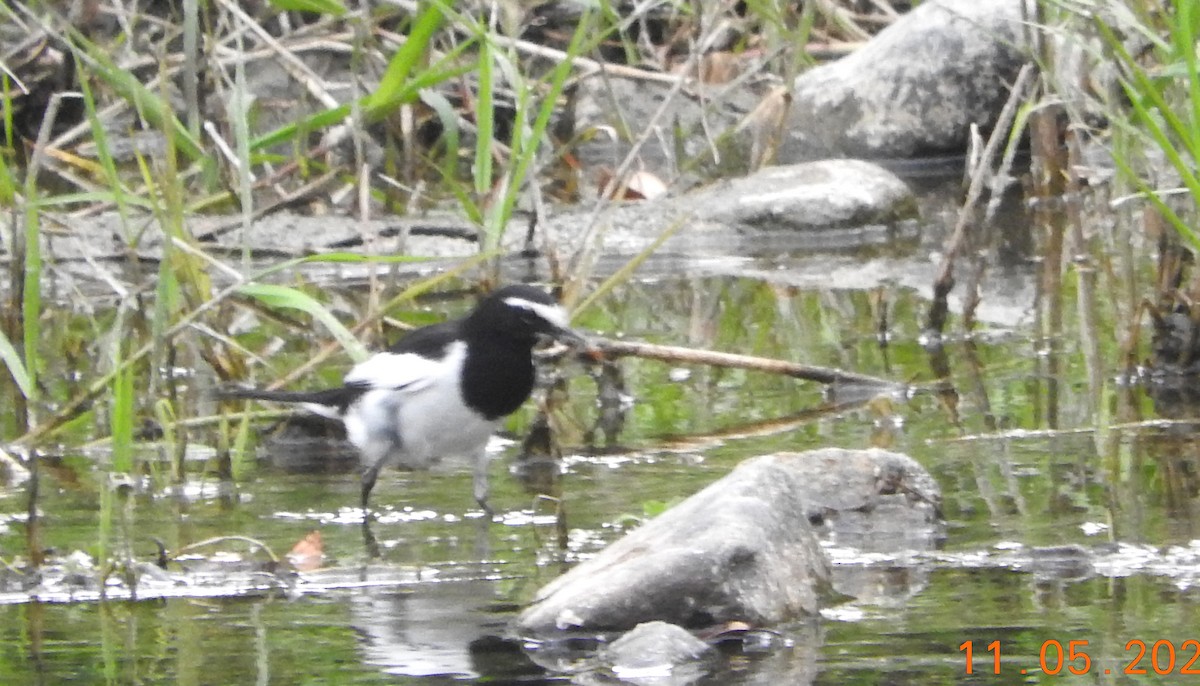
1089;0;1200;248
0;0;855;453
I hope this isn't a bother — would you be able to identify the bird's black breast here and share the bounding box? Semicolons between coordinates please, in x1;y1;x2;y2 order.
459;342;537;420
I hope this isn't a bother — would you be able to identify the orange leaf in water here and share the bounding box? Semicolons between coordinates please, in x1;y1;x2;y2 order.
287;530;325;571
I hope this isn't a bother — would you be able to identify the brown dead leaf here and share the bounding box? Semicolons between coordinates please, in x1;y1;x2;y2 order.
597;169;668;200
697;51;746;84
287;530;324;571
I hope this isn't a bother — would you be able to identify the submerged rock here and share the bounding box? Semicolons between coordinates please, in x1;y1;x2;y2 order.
518;451;833;635
546;159;917;262
783;448;944;606
517;448;942;636
599;621;715;682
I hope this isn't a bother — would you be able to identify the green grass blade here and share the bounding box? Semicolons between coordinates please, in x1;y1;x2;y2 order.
1174;0;1200;157
237;283;369;361
366;42;475;122
230;407;255;480
251;103;352;152
1;73;13;151
474;33;495;200
34;191;156;210
249;11;473;153
268;0;346;16
364;3;445;118
490;7;596;246
421;88;464;189
1093;11;1200;247
0;118;14;204
66;29;205;161
250;52;473;153
570;214;687;318
110;358;135;473
248;251;433;282
77;54;136;237
0;327;32;398
22;188;41;408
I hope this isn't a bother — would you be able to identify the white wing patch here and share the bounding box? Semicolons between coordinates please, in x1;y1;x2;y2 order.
503;297;568;329
301;403;343;420
339;341;490;467
345;342;466;393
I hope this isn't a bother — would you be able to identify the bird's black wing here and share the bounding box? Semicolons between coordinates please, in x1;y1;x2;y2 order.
387;319;462;359
217;383;370;416
221;316;463;414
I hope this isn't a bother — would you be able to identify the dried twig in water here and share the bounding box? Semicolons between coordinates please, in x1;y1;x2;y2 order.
588;338;899;388
171;535;281;563
927;63;1037;334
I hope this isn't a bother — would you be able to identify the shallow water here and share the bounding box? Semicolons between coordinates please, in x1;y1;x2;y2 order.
3;181;1200;684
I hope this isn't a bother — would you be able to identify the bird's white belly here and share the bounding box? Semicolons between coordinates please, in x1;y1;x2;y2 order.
343;373;499;470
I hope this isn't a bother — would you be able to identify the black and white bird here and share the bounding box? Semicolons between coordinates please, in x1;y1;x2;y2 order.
222;284;590;513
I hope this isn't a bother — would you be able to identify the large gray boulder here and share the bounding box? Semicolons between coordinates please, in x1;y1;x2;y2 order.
781;0;1033;160
571;0;1033;172
517;448;942;636
517;451;834;634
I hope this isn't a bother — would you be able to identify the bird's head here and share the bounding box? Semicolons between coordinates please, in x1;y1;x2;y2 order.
470;284;591;350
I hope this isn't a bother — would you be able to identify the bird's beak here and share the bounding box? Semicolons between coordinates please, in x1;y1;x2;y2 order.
550;325;605;362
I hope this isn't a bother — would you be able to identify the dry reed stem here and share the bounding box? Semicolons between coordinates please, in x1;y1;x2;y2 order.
927;62;1037;334
589;337;899;388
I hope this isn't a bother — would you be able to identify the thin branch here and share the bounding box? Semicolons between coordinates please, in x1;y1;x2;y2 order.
171;535;281;563
926;62;1037;334
588;338;900;388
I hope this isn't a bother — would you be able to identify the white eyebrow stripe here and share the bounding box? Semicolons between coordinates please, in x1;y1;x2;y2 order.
504;297;569;329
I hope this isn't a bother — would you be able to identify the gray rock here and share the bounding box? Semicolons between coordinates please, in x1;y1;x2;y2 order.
517;448;943;636
787;447;942;547
571;0;1034;171
781;0;1033;161
544;159;917;262
598;621;714;683
32;211;481;265
570;72;756;179
517;451;835;635
690;160;916;231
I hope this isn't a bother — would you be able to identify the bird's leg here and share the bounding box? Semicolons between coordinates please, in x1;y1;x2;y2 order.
361;519;381;559
360;459;384;557
473;450;494;519
360;461;383;515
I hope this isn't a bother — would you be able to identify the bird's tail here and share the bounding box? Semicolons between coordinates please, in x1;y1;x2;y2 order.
216;386;358;420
